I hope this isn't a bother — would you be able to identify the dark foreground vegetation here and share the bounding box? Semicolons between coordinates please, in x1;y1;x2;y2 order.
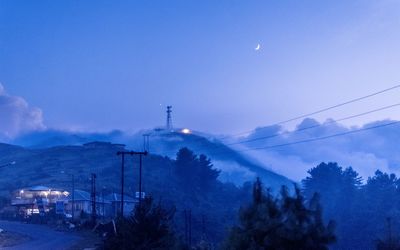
303;162;400;249
222;179;336;250
105;178;337;250
2;143;400;249
103;154;400;250
104;197;181;250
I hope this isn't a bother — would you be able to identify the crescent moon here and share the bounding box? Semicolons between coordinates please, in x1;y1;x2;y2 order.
255;44;261;50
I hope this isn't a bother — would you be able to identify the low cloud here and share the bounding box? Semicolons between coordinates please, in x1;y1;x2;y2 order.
0;84;45;139
238;118;400;181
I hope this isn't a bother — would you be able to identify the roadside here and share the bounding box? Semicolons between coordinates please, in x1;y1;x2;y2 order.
0;230;31;248
0;220;99;250
67;230;102;250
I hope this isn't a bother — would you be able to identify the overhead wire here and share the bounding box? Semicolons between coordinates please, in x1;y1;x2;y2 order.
226;102;400;146
244;120;400;152
149;84;400;156
153;102;400;156
218;84;400;140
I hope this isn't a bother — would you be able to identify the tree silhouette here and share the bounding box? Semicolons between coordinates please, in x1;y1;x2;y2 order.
175;147;220;191
376;218;400;250
223;178;336;250
197;154;220;190
104;197;178;250
175;147;198;183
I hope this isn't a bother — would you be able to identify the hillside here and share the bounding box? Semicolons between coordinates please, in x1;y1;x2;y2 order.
0;141;267;243
10;128;293;187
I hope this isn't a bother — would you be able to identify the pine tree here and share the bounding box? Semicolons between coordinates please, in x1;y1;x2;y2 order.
223;178;336;250
175;148;220;191
197;154;220;190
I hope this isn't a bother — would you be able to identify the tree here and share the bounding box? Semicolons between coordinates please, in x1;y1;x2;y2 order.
358;171;400;249
197;154;220;190
302;162;362;203
175;147;198;183
175;148;220;191
223;178;336;250
104;197;179;250
376;218;400;250
302;162;362;249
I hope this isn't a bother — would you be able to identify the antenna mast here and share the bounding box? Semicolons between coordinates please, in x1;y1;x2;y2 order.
166;106;173;130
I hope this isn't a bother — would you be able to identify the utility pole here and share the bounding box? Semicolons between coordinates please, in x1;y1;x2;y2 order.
72;174;75;221
102;186;106;219
184;209;192;248
142;134;150;152
117;152;125;216
117;151;148;215
189;209;192;248
202;214;206;237
91;173;97;224
138;153;144;207
184;210;188;245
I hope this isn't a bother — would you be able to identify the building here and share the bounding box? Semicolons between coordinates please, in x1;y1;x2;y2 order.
11;186;69;216
65;189;109;219
106;193;137;217
11;186;138;219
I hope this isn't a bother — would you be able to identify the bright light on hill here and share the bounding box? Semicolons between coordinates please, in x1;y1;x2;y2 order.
181;128;191;134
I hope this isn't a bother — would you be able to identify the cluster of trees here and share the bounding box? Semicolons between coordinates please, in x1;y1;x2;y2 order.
223;178;336;249
104;148;400;250
104;197;182;249
175;147;220;192
302;162;400;249
105;179;337;250
105;147;233;249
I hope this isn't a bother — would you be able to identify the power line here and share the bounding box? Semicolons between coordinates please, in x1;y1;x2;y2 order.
219;84;400;140
156;120;400;158
150;83;400;153
154;102;400;156
227;102;400;146
241;120;400;152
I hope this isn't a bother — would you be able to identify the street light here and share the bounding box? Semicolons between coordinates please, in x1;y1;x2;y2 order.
102;186;106;219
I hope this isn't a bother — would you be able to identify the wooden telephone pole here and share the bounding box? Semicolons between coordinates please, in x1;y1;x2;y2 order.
116;150;148;216
90;173;97;224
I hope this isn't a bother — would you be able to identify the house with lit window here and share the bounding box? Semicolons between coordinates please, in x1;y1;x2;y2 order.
11;186;69;216
11;186;138;219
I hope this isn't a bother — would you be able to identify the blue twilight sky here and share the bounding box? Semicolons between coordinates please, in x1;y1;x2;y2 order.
1;0;400;136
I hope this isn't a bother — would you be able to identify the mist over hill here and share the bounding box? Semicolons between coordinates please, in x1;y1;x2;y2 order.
237;118;400;180
10;117;400;182
9;128;292;187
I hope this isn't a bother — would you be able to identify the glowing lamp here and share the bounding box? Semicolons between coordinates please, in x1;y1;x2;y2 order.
181;128;191;134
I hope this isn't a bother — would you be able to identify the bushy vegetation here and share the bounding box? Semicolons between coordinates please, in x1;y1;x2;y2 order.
302;162;400;249
104;197;180;250
175;147;220;192
223;178;336;250
4;141;400;249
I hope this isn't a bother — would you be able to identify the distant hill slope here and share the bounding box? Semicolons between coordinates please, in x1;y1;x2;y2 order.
144;130;292;187
9;128;293;188
0;141;289;243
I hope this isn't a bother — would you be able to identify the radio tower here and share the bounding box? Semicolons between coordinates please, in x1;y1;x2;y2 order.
166;106;173;131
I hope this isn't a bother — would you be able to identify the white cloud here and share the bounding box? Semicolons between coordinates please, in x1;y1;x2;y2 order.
0;83;45;139
239;118;400;181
